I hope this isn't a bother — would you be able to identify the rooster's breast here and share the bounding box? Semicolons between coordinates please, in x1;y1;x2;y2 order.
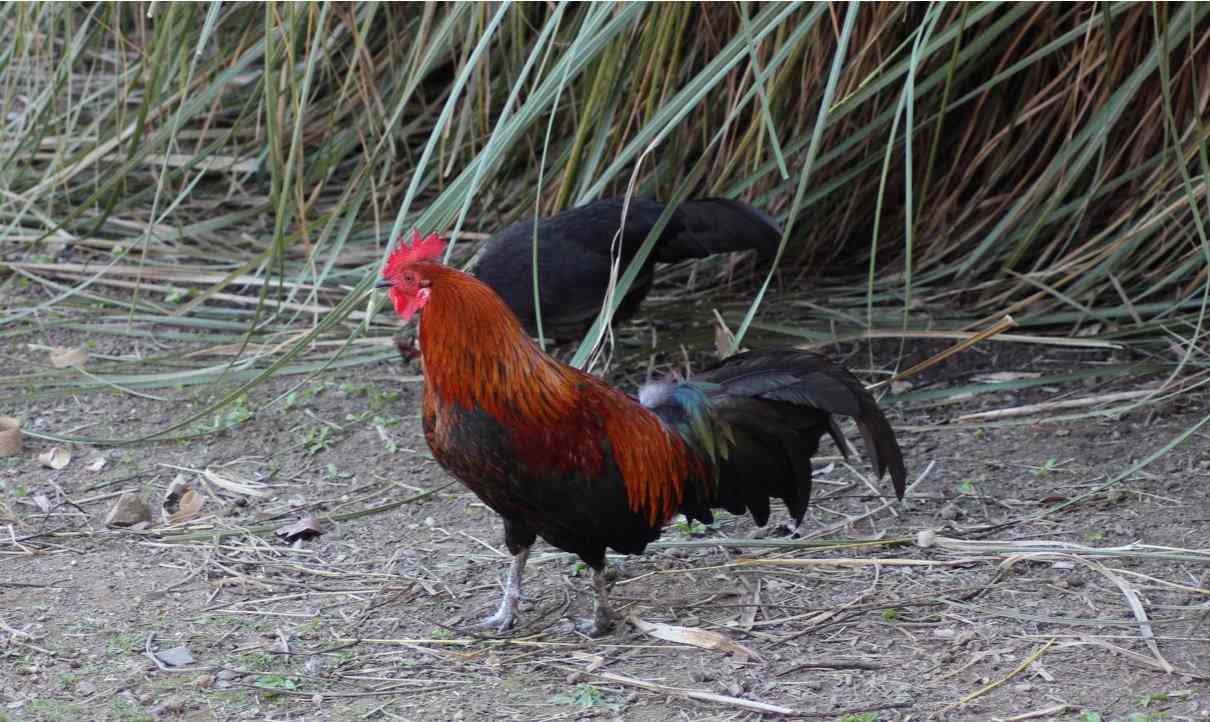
421;390;666;558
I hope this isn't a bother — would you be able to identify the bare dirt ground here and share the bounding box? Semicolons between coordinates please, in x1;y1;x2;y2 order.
3;324;1210;722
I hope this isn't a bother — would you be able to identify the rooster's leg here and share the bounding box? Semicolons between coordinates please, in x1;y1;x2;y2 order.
575;566;614;637
474;545;530;632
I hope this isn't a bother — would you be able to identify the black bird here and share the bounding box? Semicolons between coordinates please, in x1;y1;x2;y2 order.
473;198;782;340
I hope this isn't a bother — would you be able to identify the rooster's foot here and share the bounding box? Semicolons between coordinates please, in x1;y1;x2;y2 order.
573;607;613;638
470;607;517;634
469;545;530;634
573;565;614;637
770;520;802;539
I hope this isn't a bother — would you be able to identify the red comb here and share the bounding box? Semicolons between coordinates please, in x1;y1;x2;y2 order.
384;229;446;277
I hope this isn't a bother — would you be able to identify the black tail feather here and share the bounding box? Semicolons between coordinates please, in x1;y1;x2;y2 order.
855;405;909;501
646;350;907;528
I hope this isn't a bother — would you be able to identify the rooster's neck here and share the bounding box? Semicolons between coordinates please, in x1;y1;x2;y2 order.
416;265;577;414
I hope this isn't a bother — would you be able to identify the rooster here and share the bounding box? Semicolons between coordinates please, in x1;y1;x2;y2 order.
474;198;781;340
377;231;907;636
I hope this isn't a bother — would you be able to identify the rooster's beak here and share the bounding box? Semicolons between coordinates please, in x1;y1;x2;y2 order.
374;279;394;289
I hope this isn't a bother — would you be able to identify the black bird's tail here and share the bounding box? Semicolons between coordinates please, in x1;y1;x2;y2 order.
654;198;782;263
642;350;907;527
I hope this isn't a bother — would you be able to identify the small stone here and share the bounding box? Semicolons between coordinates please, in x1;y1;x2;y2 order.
104;494;152;527
689;668;716;683
940;503;960;520
155;645;194;667
151;697;185;716
216;669;238;681
75;680;97;697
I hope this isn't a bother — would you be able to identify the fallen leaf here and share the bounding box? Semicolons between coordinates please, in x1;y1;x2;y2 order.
48;346;89;368
0;416;21;457
163;478;194;517
104;493;152;527
203;468;269;497
628;616;761;662
738;578;761;631
32;494;51;514
275;517;324;543
154;645;195;667
45;237;68;257
165;489;204;525
37;446;71;470
713;310;737;360
570;650;605;672
85;456;108;472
